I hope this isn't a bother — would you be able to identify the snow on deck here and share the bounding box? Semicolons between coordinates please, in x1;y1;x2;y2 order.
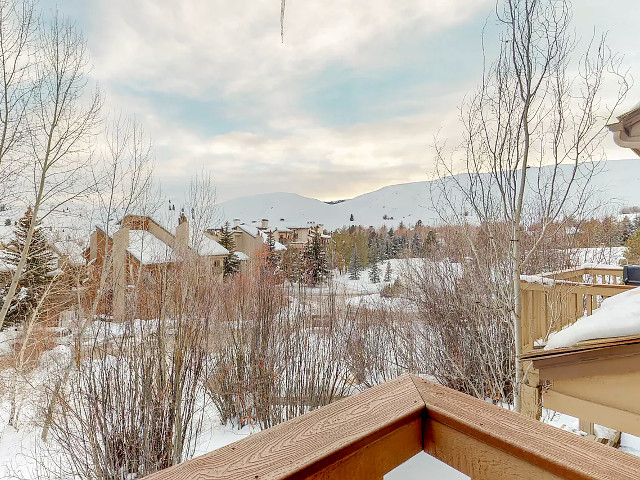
127;230;174;265
545;286;640;350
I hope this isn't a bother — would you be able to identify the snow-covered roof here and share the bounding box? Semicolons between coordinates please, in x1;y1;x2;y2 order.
234;251;249;261
198;236;229;256
545;286;640;350
236;224;258;237
52;240;86;266
127;231;174;265
257;230;286;251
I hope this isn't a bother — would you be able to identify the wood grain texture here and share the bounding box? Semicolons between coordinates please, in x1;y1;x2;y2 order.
145;374;423;480
425;420;563;480
304;416;422;480
411;376;640;480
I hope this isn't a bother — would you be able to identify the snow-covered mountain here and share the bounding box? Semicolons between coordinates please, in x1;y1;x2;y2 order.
219;159;640;230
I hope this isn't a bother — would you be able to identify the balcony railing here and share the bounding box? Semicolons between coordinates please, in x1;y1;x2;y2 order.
146;375;640;480
520;265;635;353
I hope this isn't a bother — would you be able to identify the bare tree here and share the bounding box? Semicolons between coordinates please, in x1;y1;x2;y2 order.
0;11;101;330
0;0;35;205
182;170;221;253
432;0;630;410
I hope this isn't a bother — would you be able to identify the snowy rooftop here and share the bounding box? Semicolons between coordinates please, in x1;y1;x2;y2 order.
234;251;249;261
236;224;259;237
545;286;640;350
198;236;229;256
257;230;286;251
52;240;86;266
127;231;174;265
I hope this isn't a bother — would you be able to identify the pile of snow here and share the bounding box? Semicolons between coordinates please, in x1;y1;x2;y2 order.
545;286;640;350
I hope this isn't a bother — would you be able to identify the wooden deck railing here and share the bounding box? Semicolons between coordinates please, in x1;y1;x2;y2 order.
520;266;635;353
146;375;640;480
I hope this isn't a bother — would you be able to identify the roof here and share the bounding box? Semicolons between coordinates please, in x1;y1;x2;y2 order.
521;335;640;380
51;240;86;266
127;230;174;265
198;236;229;256
236;224;258;237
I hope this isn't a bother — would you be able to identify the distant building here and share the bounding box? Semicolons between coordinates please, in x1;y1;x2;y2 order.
85;214;229;319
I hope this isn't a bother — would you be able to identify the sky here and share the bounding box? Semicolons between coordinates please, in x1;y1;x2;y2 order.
42;0;640;203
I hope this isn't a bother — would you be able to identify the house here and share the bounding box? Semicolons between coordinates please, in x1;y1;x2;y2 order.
608;102;640;157
85;213;228;319
208;218;287;259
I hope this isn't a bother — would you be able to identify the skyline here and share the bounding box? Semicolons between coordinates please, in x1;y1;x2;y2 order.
45;0;640;203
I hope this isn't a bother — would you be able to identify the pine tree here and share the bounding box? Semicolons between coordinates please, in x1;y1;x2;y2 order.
384;262;392;283
303;228;328;285
2;208;56;327
368;249;380;283
348;247;361;280
265;230;279;269
218;222;240;277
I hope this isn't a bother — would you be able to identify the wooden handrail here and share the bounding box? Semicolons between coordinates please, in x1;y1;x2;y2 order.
146;375;640;480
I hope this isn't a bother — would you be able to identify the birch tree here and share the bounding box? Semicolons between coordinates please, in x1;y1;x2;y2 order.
0;11;100;330
433;0;630;411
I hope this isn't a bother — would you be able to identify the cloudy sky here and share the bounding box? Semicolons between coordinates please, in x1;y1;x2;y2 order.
45;0;640;202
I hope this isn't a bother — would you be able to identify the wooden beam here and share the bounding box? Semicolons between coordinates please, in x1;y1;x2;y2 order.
545;389;640;437
145;374;424;480
424;420;562;480
411;376;640;480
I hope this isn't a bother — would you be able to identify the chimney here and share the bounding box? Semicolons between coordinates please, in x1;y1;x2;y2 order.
261;218;269;229
233;218;241;227
175;216;189;250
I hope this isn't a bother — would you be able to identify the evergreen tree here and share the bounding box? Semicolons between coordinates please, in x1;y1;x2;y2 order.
368;249;380;283
2;208;56;327
218;222;240;277
384;262;392;283
348;247;361;280
265;230;279;269
303;228;328;285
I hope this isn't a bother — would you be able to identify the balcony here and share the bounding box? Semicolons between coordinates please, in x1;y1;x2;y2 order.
146;375;640;479
519;265;634;353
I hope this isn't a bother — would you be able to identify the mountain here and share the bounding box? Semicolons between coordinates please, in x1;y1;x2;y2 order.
219;159;640;231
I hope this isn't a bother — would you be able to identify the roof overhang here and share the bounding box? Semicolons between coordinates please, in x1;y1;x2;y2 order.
521;335;640;380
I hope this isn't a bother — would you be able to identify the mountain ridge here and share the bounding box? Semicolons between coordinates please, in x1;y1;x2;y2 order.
219;159;640;230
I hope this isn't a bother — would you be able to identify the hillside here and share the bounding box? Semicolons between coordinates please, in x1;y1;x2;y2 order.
219;159;640;230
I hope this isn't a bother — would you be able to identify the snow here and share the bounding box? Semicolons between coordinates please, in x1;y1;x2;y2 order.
220;159;640;230
234;251;249;261
127;230;174;265
545;285;640;350
570;247;626;266
51;240;86;266
236;224;259;237
257;230;286;251
543;408;640;457
198;236;229;256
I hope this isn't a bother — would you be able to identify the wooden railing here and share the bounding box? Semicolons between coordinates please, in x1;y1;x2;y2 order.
146;375;640;480
520;266;635;353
